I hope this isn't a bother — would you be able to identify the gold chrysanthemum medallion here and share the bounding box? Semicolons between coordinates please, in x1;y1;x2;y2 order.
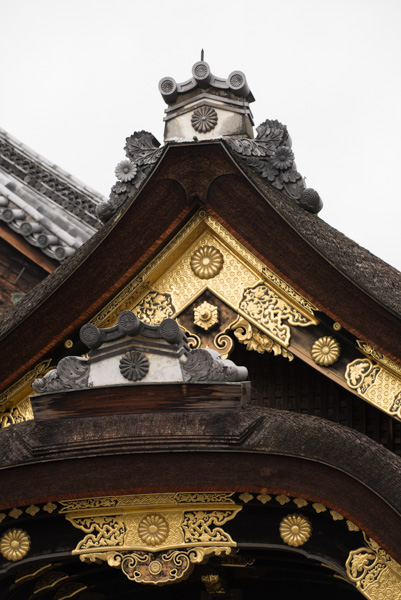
190;245;224;279
0;528;30;561
311;336;341;366
279;514;312;547
138;514;169;547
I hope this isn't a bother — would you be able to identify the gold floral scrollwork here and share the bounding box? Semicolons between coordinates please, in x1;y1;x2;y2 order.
229;316;293;361
279;514;312;548
214;332;235;359
64;492;241;585
357;340;401;378
346;534;401;599
194;302;219;331
239;284;311;347
96;546;232;585
311;336;341;367
1;398;34;428
0;529;30;562
134;292;175;325
345;358;401;420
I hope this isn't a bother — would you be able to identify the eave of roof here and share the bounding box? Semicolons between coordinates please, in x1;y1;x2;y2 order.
0;140;400;391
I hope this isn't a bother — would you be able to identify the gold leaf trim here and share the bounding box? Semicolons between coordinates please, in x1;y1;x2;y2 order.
293;498;308;508
239;493;253;503
345;358;401;420
256;494;272;504
0;359;51;408
275;495;290;506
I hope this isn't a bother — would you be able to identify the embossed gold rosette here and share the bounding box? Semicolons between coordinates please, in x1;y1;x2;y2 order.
311;336;340;366
279;514;312;547
190;246;224;279
138;514;169;546
0;528;30;561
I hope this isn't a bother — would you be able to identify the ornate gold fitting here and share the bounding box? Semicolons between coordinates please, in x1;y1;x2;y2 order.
311;336;340;366
190;245;224;279
279;514;312;547
346;533;401;599
194;301;219;331
0;528;30;562
61;492;241;585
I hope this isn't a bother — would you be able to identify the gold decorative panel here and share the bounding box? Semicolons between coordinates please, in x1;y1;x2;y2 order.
357;341;401;378
0;359;52;427
345;358;401;420
346;534;401;599
62;492;241;585
92;211;317;351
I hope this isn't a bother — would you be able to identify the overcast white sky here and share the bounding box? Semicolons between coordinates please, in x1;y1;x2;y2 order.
1;0;400;270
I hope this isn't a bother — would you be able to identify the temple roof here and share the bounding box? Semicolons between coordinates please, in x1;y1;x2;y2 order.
1;139;401;394
0;127;106;263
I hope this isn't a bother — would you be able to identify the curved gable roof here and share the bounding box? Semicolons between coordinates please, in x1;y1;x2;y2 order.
1;140;400;392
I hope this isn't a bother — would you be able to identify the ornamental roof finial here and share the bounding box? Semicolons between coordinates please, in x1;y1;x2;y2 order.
159;59;255;142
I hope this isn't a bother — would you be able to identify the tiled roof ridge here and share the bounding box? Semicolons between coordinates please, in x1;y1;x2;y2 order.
0;127;106;201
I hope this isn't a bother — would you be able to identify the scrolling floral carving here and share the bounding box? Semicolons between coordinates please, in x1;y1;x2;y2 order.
239;283;310;346
346;534;401;599
345;358;401;420
134;292;175;325
229;316;293;360
63;492;241;585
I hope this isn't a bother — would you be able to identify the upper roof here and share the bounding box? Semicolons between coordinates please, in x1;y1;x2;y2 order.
1;138;401;398
0;127;106;263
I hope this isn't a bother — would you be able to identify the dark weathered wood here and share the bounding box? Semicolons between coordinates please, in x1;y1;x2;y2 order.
30;382;248;420
0;236;50;314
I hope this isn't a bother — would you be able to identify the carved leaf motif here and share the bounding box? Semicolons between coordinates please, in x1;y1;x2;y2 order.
124;131;163;166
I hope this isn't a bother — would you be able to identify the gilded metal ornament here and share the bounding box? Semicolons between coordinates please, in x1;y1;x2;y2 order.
1;398;34;428
279;514;312;548
9;508;23;519
229;316;293;360
91;211;316;337
275;495;290;506
0;529;30;561
190;245;224;279
138;514;169;546
62;492;241;585
135;292;175;325
256;494;272;504
346;534;401;599
193;301;219;330
357;340;401;377
177;322;201;350
239;283;311;346
345;358;401;420
311;336;341;367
